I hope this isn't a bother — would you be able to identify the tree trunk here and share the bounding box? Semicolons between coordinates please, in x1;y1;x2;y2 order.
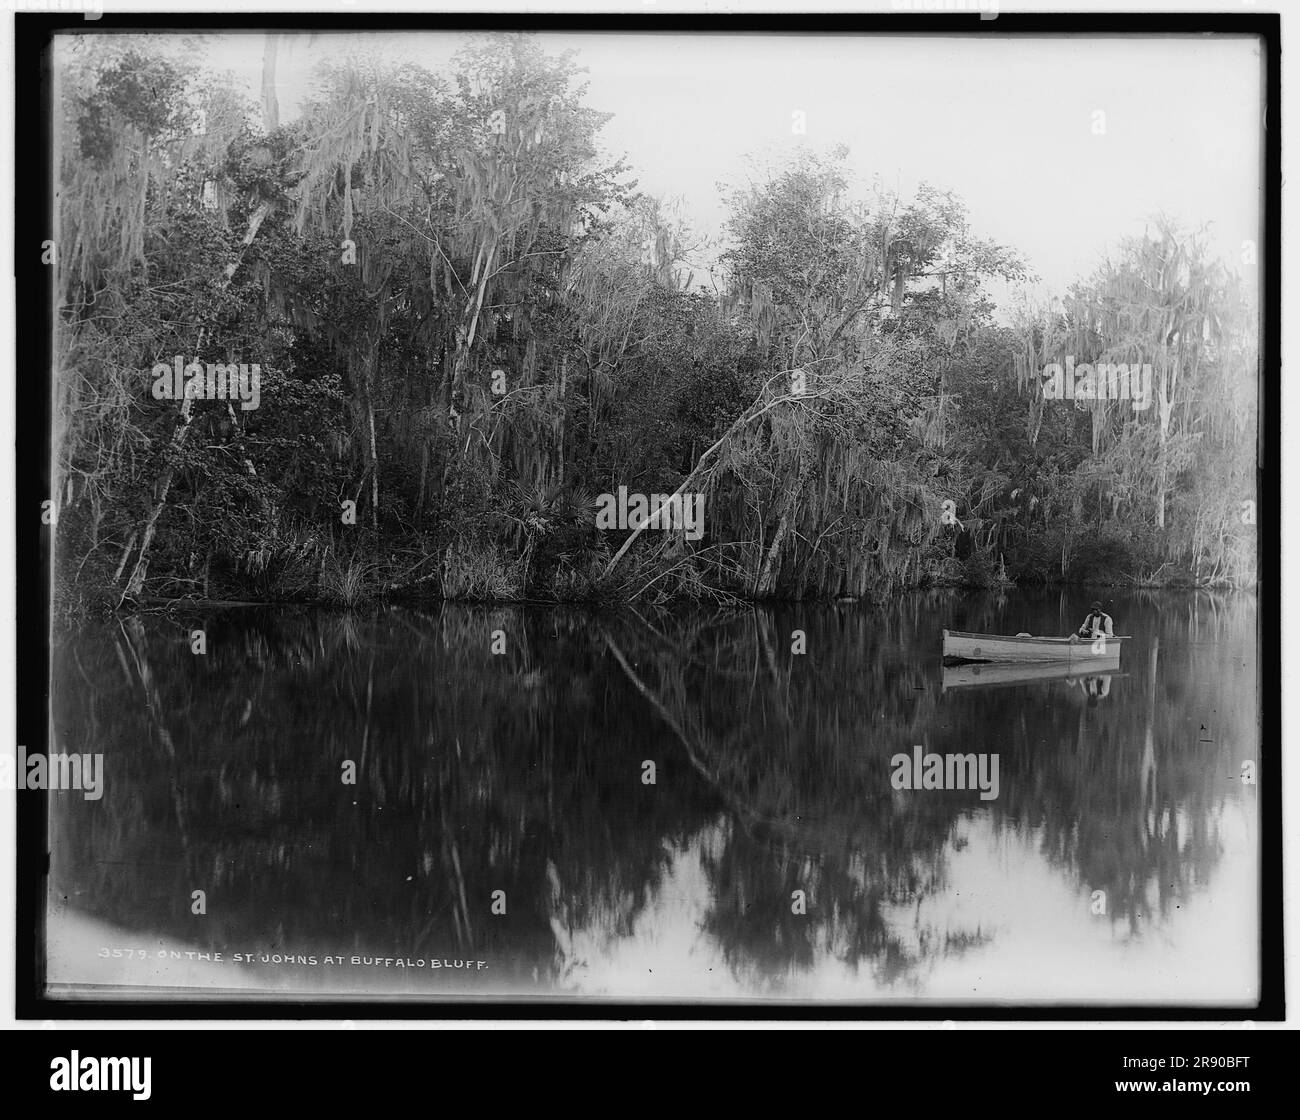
603;377;811;579
366;386;379;530
753;458;813;596
223;201;273;281
261;34;280;132
448;239;498;430
1155;439;1168;530
555;354;567;488
120;398;194;603
754;508;790;597
1155;349;1177;530
120;197;272;600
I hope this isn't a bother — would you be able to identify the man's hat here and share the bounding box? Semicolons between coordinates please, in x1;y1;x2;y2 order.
1090;601;1103;611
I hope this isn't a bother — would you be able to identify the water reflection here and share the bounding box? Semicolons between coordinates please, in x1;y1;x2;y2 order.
47;591;1258;1002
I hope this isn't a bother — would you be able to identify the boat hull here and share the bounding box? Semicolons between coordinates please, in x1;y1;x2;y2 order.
941;628;1129;664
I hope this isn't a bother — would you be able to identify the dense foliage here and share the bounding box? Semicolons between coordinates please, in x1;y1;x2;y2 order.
52;35;1259;609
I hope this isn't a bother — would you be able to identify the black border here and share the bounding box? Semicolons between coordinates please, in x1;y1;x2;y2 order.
14;8;1282;1023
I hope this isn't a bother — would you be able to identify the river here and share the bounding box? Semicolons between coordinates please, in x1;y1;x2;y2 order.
45;589;1259;1004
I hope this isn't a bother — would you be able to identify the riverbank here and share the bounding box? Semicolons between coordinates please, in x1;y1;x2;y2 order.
56;567;1254;619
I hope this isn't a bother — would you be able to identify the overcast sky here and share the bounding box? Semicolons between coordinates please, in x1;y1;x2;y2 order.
186;30;1262;298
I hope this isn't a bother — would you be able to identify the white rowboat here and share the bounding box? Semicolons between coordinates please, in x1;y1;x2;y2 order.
942;628;1129;664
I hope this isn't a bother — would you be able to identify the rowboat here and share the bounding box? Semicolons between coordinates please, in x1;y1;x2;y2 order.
942;628;1130;664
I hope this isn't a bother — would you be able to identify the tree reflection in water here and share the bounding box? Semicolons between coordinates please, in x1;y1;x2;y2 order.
48;591;1256;999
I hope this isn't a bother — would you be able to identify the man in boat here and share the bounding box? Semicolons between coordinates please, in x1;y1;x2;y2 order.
1072;601;1114;640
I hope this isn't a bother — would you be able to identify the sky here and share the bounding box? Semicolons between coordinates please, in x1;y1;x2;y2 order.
179;30;1263;297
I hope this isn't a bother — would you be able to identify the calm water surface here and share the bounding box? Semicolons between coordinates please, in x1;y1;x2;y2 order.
47;590;1259;1004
